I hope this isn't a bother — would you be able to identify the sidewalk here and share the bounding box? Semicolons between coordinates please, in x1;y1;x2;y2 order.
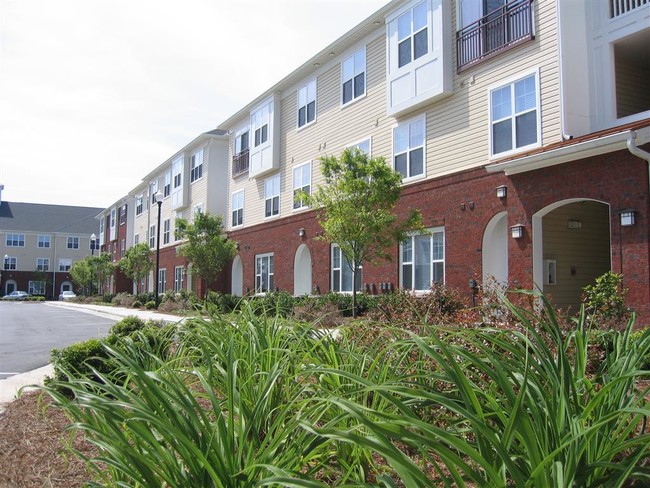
0;302;186;413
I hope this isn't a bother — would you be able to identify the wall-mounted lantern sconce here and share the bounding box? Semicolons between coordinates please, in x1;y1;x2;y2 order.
496;185;507;198
567;219;582;229
510;224;525;239
298;228;306;238
619;209;636;226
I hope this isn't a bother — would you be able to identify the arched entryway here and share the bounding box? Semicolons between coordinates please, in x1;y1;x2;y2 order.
533;199;611;312
482;211;508;289
231;255;243;297
60;281;73;294
294;244;312;296
5;279;17;295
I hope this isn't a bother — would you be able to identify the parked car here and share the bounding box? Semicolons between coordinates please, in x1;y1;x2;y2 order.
2;291;31;301
58;290;77;301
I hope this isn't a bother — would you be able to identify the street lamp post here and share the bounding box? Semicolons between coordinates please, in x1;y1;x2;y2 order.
2;254;8;296
154;191;163;308
91;233;97;256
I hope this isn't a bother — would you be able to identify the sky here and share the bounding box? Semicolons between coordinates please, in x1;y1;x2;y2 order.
0;0;389;208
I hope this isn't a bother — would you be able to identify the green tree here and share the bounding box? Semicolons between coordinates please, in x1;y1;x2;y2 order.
70;258;93;296
299;148;423;317
119;243;154;294
92;253;116;295
176;212;237;298
70;253;116;296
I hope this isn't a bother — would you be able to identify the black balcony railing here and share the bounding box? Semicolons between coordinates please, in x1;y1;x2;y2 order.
457;0;534;71
232;149;249;177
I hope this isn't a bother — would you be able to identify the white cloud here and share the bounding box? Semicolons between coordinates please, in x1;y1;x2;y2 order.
0;0;389;207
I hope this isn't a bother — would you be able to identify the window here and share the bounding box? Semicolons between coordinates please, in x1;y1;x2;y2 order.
342;48;366;105
36;258;49;272
119;204;127;225
193;204;203;218
252;105;270;147
120;239;125;258
331;244;362;293
110;208;116;240
174;219;181;241
5;256;17;270
163;219;170;245
397;1;428;68
264;174;280;218
67;237;80;249
136;195;144;215
255;253;274;293
28;281;46;295
297;80;316;128
59;258;72;271
134;234;140;245
150;180;159;204
232;191;244;227
349;138;371;155
149;225;156;248
400;228;445;291
164;171;171;198
158;268;167;292
171;157;184;209
393;116;425;179
490;72;539;156
249;98;277;177
90;238;100;252
37;235;51;248
174;266;184;292
233;130;250;177
293;162;311;210
190;148;203;183
6;233;25;247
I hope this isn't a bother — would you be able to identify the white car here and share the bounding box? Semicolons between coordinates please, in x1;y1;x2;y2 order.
2;291;30;301
58;291;77;301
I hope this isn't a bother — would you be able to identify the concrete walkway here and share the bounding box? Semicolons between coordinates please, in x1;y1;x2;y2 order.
0;302;187;413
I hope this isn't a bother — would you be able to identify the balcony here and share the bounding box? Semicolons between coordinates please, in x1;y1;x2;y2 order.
457;0;534;72
232;149;249;178
610;0;648;18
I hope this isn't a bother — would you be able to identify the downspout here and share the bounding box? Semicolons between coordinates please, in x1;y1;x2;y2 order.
627;131;650;189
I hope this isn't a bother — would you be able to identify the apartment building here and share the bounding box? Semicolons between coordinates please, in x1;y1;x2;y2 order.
101;129;229;296
217;0;650;320
0;187;102;298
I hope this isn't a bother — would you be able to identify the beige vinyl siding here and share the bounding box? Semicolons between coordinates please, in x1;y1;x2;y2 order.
615;52;650;118
542;201;611;311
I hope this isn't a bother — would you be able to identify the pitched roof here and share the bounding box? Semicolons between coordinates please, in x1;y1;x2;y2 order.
0;201;103;234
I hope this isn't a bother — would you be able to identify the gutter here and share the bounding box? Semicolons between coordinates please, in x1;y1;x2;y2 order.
627;130;650;197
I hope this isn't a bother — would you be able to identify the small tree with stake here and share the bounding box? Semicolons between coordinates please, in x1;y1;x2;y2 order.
175;212;237;299
298;148;423;317
119;244;153;295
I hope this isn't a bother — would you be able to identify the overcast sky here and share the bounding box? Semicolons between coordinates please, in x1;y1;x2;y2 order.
0;0;389;208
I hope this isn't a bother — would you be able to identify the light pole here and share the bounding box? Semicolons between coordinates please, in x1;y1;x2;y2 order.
90;233;97;256
154;190;163;308
2;254;8;296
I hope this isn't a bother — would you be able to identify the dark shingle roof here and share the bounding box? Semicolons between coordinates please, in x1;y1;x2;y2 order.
0;201;103;234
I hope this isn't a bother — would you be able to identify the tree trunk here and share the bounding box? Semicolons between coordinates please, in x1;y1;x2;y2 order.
352;265;358;318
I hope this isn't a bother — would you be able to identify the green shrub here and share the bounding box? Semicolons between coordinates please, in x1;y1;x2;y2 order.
206;291;241;313
583;271;628;323
49;338;112;389
109;316;147;337
144;300;156;310
132;300;142;308
111;292;136;308
24;296;45;302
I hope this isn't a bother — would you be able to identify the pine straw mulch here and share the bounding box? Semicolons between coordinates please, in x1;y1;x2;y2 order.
0;391;96;488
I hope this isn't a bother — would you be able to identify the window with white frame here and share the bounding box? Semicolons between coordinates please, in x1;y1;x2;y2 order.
99;217;105;247
5;256;17;270
150;180;159;204
36;258;49;272
158;268;167;292
342;48;366;105
393;116;425;179
28;281;46;295
149;225;156;248
134;234;139;245
298;80;316;128
119;204;127;225
164;171;171;198
264;174;280;218
171;157;184;209
255;253;274;293
396;1;429;68
110;207;116;240
90;237;100;252
6;233;25;247
293;162;311;210
232;191;244;227
252;104;270;147
163;219;170;245
37;235;51;248
331;244;362;293
67;236;80;249
59;258;72;271
190;148;203;183
136;195;144;215
174;266;184;292
400;228;444;291
490;72;539;156
349;138;371;155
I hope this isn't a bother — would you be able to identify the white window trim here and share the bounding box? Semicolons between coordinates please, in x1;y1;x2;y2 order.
292;161;312;212
297;79;317;130
399;227;445;293
37;235;51;248
190;148;204;183
347;136;372;156
392;113;427;182
6;233;25;247
5;256;17;270
331;244;363;294
58;258;72;272
135;194;144;216
341;46;367;108
231;190;244;228
174;265;184;292
254;253;274;295
264;173;281;219
488;68;541;159
36;257;50;272
67;236;80;249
